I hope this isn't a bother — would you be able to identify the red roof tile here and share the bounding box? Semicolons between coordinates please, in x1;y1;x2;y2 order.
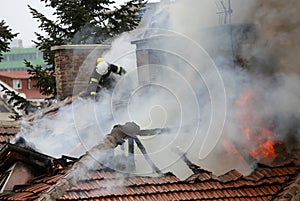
0;134;15;143
0;126;20;143
0;126;20;134
0;139;299;201
274;172;300;201
218;169;243;183
0;71;32;79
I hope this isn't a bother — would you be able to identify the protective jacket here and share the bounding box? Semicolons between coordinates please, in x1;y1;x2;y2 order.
85;59;126;96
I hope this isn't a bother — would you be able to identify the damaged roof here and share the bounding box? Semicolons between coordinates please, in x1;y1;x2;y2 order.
0;122;20;146
0;145;298;201
0;127;20;143
0;96;299;200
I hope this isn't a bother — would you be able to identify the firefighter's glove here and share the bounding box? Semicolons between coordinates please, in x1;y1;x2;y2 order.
120;68;126;75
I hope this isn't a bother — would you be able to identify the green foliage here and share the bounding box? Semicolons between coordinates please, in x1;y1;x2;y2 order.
0;20;18;61
25;60;56;97
0;0;146;119
27;0;146;98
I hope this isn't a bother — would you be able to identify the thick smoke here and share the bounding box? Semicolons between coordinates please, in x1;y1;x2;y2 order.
249;0;300;74
16;0;300;182
120;0;300;178
14;33;138;158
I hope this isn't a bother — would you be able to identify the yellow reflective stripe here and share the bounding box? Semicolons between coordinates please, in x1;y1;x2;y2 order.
90;92;97;95
97;84;103;88
90;78;98;83
116;66;121;74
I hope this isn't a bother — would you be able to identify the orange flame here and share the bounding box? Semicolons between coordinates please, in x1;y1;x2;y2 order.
249;127;277;161
231;89;278;163
222;138;246;162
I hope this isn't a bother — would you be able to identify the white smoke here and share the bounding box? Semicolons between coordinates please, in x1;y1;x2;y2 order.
113;0;300;178
16;0;300;182
14;34;138;158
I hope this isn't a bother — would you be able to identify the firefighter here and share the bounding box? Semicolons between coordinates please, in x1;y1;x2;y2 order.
82;57;126;98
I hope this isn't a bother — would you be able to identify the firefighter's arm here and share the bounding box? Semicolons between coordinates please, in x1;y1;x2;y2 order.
109;64;126;75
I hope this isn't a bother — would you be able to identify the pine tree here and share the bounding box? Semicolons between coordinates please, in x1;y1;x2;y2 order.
0;20;24;119
28;0;146;98
0;20;18;61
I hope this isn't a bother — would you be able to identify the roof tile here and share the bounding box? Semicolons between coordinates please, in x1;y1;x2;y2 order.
0;148;299;201
24;182;50;193
5;191;36;200
219;169;243;183
247;170;265;181
275;173;300;201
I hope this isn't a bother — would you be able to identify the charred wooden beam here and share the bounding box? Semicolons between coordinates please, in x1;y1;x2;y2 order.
134;137;163;175
174;146;202;174
38;122;164;201
128;137;136;172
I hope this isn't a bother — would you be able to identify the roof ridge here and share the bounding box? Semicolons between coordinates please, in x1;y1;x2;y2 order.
257;160;297;168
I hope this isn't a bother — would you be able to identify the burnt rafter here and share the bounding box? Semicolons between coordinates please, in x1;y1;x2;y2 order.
0;143;54;173
0;143;77;175
39;122;165;201
173;146;203;174
132;137;163;175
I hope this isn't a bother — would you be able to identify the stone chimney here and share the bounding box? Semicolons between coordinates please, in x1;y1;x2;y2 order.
51;45;110;100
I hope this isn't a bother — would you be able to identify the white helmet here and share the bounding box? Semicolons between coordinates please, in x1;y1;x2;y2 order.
96;60;109;75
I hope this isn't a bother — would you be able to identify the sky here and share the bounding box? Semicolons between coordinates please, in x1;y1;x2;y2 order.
0;0;158;48
0;0;53;47
0;0;254;48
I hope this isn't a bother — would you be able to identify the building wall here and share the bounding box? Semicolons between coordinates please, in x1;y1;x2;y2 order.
2;162;34;193
51;45;110;100
0;75;40;98
132;24;257;85
0;77;13;87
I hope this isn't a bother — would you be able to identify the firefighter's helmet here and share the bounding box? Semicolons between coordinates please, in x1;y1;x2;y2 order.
96;60;109;75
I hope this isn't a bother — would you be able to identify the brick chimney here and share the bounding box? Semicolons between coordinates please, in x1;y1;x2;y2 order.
51;45;110;100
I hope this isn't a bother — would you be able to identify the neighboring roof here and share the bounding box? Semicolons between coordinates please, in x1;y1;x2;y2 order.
0;155;299;201
0;58;45;70
3;48;39;55
0;127;19;143
0;124;20;144
0;47;47;70
0;71;32;79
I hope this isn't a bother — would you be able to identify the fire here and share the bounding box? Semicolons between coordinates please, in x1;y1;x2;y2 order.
226;88;279;163
222;138;246;162
249;128;277;161
236;90;254;107
250;139;275;160
236;89;255;141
